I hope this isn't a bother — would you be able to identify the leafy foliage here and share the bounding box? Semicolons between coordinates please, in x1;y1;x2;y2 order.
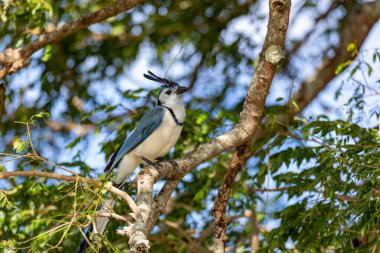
1;0;380;252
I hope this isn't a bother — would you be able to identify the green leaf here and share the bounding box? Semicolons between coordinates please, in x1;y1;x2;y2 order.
14;141;29;153
346;42;356;53
365;62;373;76
335;60;352;75
350;64;359;77
41;45;53;62
65;137;83;149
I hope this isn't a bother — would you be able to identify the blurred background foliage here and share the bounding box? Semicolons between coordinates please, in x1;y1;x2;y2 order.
1;0;380;252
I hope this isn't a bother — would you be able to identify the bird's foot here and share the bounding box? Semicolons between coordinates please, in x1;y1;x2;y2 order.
156;157;179;172
155;156;167;162
137;156;163;170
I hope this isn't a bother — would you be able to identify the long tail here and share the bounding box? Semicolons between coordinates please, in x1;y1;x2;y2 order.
77;186;120;253
77;223;93;253
78;143;124;253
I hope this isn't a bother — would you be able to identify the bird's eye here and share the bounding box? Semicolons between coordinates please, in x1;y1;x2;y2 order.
165;90;172;95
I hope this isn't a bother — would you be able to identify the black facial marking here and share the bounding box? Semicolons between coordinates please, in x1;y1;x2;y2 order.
157;89;163;105
162;105;184;126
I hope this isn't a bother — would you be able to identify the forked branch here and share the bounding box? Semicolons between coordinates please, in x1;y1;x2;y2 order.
0;0;145;79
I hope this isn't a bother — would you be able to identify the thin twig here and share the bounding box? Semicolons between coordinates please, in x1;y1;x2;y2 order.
0;171;141;218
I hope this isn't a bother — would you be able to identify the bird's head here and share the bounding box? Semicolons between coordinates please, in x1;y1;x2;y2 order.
143;71;188;107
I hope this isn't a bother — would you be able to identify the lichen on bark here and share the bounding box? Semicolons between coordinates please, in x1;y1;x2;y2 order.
264;45;285;65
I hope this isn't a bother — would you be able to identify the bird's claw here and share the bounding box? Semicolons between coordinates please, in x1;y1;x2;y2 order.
155;156;167;162
167;159;179;171
137;156;163;170
156;157;179;171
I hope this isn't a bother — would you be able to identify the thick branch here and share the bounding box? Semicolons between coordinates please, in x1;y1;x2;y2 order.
0;170;141;218
129;0;380;193
146;0;291;238
251;0;380;143
212;145;251;253
207;5;378;249
143;0;378;237
127;167;157;253
0;0;145;79
208;5;379;248
212;1;291;252
289;0;380;119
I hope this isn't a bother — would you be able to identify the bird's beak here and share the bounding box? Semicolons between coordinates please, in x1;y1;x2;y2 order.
176;86;188;95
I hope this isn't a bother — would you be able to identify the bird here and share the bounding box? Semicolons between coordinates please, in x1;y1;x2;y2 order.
78;71;188;252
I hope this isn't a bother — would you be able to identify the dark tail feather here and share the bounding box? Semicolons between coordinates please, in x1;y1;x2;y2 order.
77;183;124;252
77;200;104;253
77;223;93;253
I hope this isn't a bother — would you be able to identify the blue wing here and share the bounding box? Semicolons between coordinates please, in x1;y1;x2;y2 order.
104;106;165;173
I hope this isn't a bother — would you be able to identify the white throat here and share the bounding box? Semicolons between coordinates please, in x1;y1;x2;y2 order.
160;101;186;124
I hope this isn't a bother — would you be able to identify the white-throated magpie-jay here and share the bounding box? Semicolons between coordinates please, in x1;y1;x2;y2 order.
78;71;187;252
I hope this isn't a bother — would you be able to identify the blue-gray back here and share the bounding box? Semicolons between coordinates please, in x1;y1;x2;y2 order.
105;106;165;172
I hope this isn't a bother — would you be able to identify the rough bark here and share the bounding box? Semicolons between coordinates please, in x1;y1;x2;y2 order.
212;145;252;253
126;0;379;247
0;0;145;79
210;3;380;248
212;1;291;252
2;0;380;252
144;0;291;238
127;168;158;253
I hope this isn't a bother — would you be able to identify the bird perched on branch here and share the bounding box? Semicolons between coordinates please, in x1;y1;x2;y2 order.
78;71;188;252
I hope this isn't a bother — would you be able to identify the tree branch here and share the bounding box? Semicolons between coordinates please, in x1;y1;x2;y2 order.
0;170;141;219
125;167;158;253
212;1;291;252
212;145;252;253
289;0;380;117
198;210;255;242
0;0;145;79
96;211;133;223
251;1;380;144
251;187;289;192
141;0;291;244
253;187;357;202
133;0;377;240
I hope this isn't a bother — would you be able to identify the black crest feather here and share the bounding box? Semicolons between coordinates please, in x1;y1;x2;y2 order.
143;71;178;87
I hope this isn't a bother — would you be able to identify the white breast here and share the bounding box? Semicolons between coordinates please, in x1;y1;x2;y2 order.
114;106;185;185
131;108;184;160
